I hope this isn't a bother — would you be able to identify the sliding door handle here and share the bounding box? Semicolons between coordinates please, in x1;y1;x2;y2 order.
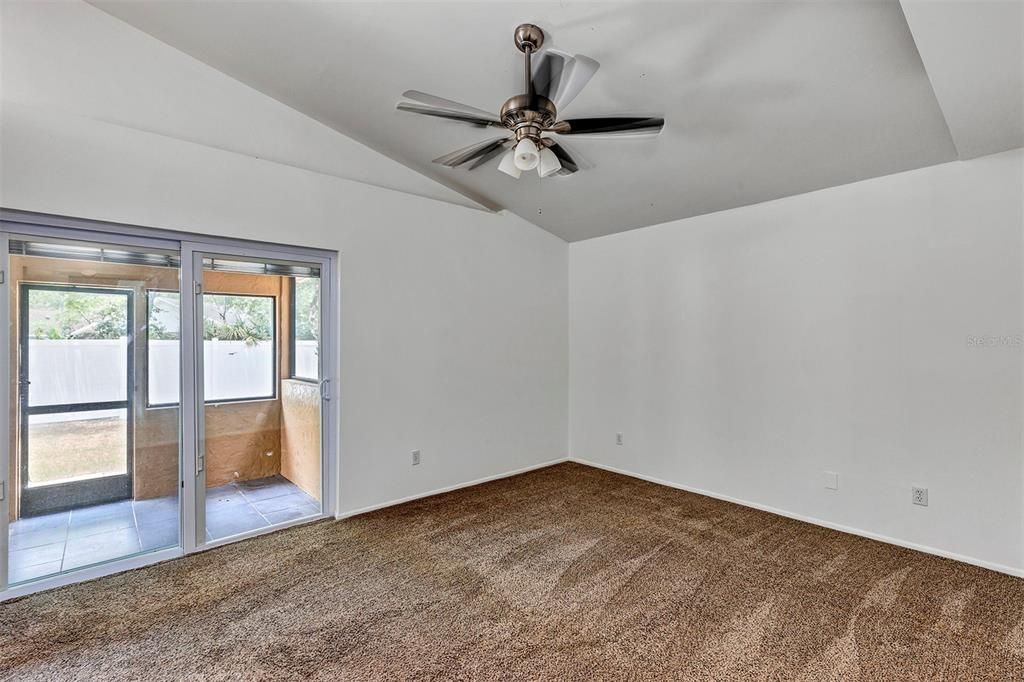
193;278;205;476
319;379;330;401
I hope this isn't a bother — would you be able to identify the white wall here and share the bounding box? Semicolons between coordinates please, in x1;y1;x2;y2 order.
0;1;569;515
0;0;480;211
570;149;1024;573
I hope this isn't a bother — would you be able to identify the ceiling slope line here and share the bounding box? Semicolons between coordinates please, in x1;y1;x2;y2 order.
81;0;503;215
1;100;507;217
900;0;1024;160
897;0;962;160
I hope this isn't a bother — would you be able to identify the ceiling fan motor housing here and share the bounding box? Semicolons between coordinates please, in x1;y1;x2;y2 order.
500;94;557;141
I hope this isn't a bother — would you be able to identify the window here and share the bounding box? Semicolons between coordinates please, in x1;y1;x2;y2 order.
203;294;276;402
147;290;180;407
289;277;320;382
146;291;276;405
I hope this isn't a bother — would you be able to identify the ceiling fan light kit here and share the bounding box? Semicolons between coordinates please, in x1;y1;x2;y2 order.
537;147;562;177
513;138;541;171
497;149;522;178
397;23;664;180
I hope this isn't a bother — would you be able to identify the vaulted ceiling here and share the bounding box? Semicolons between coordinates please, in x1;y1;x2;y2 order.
92;1;1022;242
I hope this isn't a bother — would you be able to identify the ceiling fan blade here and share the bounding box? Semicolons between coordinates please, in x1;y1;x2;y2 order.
532;49;572;102
550;117;664;135
545;142;579;175
397;102;503;128
552;55;600;110
432;137;513;167
402;90;498;121
467;139;515;170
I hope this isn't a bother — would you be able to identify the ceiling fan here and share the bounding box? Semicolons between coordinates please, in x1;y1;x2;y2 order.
396;23;664;179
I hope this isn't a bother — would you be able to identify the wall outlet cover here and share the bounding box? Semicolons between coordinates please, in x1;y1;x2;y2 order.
912;486;928;506
824;471;839;490
615;432;624;446
411;449;421;466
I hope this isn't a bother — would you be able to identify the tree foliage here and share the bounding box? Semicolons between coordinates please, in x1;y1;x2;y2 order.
148;291;180;341
146;292;274;345
28;289;127;340
293;277;320;342
33;285;292;347
202;294;273;345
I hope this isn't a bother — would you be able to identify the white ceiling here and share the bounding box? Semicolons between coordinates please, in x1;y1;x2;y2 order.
1;0;483;213
91;1;1021;242
901;1;1024;160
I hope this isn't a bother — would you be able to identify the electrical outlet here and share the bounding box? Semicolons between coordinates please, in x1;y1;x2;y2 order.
616;432;624;446
824;471;839;490
912;486;928;506
411;449;421;466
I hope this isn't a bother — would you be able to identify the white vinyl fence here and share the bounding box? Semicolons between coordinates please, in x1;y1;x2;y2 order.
149;339;275;404
28;339;280;419
293;340;319;381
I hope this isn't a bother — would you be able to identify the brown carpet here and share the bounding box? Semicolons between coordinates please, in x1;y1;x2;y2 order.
2;462;1023;680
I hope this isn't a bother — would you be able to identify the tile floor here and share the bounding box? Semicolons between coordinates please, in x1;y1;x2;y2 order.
8;475;318;585
205;475;320;541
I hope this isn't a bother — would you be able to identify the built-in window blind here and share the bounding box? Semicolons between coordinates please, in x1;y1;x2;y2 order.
203;257;319;278
8;239;320;277
9;238;180;268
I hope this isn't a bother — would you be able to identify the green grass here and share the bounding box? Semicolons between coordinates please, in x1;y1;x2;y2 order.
27;417;127;484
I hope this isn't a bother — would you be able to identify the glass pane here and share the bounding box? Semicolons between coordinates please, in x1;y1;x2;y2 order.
8;236;182;586
26;289;128;407
27;409;128;485
203;294;275;402
202;261;321;543
292;277;320;381
147;291;180;407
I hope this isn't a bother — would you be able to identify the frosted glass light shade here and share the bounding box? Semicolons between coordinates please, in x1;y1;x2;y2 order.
513;138;540;171
497;150;522;178
537;147;562;177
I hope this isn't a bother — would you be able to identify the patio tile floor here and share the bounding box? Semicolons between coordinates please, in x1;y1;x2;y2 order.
8;475;318;585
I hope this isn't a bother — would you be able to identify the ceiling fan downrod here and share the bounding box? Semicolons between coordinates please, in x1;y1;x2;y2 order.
502;23;557;143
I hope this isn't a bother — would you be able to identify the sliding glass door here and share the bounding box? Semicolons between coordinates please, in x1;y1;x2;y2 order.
190;250;326;545
4;234;182;586
0;218;335;594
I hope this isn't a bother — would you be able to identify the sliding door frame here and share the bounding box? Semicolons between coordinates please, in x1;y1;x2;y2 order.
0;209;339;600
0;232;9;592
0;221;183;598
182;241;336;551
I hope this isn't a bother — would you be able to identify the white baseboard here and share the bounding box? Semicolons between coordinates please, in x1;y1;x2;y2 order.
570;457;1024;579
335;457;569;520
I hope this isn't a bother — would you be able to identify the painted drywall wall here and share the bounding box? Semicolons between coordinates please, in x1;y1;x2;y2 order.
0;1;569;515
570;149;1024;573
0;0;479;211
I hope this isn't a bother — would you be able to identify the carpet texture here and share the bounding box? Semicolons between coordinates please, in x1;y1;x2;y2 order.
2;462;1023;680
